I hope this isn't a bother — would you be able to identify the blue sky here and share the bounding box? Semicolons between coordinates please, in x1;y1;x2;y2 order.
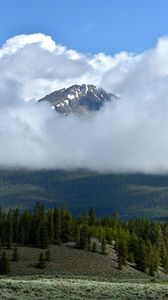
1;0;168;55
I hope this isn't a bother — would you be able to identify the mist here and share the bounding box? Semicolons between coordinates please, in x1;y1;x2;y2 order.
1;33;168;173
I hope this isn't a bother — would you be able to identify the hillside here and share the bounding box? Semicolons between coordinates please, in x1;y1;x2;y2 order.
3;243;149;279
0;243;168;300
1;169;168;219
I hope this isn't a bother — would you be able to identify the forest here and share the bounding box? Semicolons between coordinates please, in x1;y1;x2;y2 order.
1;169;168;220
0;203;168;276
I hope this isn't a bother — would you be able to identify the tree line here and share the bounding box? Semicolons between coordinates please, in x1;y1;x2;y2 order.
0;204;168;276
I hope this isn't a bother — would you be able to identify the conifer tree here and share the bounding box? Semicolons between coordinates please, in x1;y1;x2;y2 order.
53;208;61;244
101;238;106;255
88;208;96;226
0;252;10;274
6;209;13;248
0;208;4;247
117;237;128;266
160;241;168;269
19;210;31;245
135;240;149;273
118;255;123;270
60;208;72;243
38;252;46;269
79;225;89;249
74;224;80;248
46;209;54;244
40;225;48;249
12;247;19;262
13;209;19;243
45;249;51;261
92;241;97;253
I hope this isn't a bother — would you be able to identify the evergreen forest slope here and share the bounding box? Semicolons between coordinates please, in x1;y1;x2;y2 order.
1;169;168;219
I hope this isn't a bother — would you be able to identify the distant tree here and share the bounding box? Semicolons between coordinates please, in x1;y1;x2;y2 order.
101;238;106;255
6;209;13;248
128;232;139;261
60;208;72;243
135;240;149;273
128;251;135;264
19;210;31;245
79;225;89;249
160;241;168;270
117;238;128;266
12;247;19;262
45;249;51;261
118;255;123;270
113;210;119;222
0;252;10;274
30;203;45;247
74;224;80;248
46;210;54;244
40;225;48;249
13;209;20;243
150;222;162;246
152;245;160;274
38;252;46;269
0;208;5;247
88;208;96;226
92;241;97;253
53;208;61;245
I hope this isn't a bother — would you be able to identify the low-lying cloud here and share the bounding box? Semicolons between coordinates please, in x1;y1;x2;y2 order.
1;33;168;173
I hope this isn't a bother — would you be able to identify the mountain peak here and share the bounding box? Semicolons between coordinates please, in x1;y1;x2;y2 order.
39;84;117;115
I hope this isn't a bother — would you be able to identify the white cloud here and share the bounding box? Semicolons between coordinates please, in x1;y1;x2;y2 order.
1;33;168;173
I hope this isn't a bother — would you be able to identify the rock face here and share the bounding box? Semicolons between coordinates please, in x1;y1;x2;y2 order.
39;84;117;115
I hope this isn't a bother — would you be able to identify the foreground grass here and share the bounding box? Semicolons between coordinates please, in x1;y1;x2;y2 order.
0;277;168;299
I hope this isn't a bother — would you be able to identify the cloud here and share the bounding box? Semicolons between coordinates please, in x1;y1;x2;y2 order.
1;33;168;173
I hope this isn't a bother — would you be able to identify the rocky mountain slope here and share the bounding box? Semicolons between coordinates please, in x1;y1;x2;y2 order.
39;84;118;115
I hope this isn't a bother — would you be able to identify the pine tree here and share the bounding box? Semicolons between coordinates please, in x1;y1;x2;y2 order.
60;208;72;243
19;210;31;245
6;209;13;248
128;251;135;264
40;225;48;249
12;247;19;262
117;237;128;266
153;245;160;273
38;252;46;269
45;249;51;261
53;208;61;244
135;240;149;273
46;210;54;244
101;238;106;255
0;208;4;247
13;209;20;243
92;241;97;253
79;225;89;249
160;241;168;269
0;252;10;274
88;208;96;226
128;232;138;263
74;224;80;248
118;255;123;270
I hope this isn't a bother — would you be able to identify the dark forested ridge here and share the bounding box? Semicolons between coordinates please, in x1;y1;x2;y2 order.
0;204;168;277
1;169;168;219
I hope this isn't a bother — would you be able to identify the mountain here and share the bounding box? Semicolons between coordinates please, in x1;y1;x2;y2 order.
0;169;168;220
39;84;118;115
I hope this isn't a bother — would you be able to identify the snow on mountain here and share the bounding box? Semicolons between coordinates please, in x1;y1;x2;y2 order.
39;84;118;115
